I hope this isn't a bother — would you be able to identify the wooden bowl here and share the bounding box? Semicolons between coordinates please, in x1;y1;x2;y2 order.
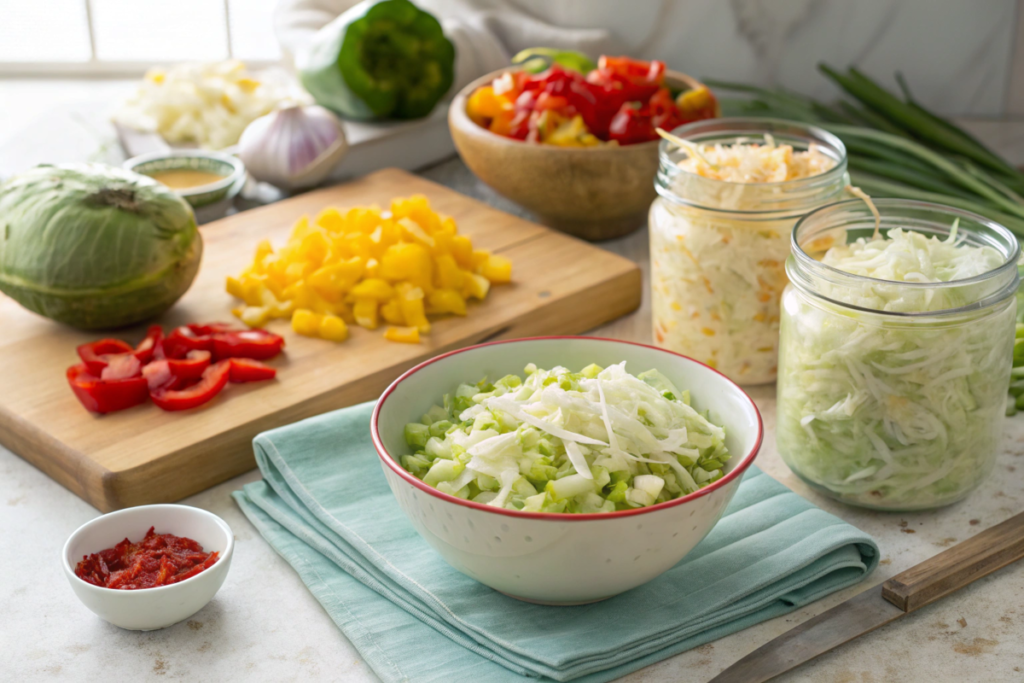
449;68;708;241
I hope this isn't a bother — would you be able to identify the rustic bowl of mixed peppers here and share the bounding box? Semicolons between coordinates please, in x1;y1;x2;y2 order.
449;51;719;240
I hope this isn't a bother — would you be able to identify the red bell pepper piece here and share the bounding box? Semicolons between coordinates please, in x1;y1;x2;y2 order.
188;322;242;336
228;358;277;383
100;354;142;381
150;360;231;412
67;363;149;414
133;325;164;364
211;329;285;361
609;102;658;144
143;360;183;392
77;339;134;375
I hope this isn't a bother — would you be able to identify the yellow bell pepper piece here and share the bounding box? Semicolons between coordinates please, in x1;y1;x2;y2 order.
353;298;379;330
292;309;322;337
463;273;491;300
396;282;430;333
380;297;405;325
434;254;464;291
480;255;512;283
427;289;467;316
319;314;349;342
348;278;395;301
384;326;420;344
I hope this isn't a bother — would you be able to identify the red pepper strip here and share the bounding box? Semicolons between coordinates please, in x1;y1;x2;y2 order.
163;326;213;358
143;360;187;392
77;339;134;375
169;350;212;382
228;358;277;383
100;354;142;381
67;363;149;414
150;360;231;412
212;329;285;361
188;322;242;336
133;325;164;364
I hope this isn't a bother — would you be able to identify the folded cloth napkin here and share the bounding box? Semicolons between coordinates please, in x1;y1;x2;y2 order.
233;402;879;683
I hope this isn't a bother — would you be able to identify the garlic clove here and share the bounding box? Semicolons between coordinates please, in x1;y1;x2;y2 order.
238;105;349;190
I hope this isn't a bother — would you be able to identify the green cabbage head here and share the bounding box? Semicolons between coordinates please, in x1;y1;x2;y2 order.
0;163;202;329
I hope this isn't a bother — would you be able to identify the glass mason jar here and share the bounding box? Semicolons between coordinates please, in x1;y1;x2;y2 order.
650;118;848;385
777;200;1020;511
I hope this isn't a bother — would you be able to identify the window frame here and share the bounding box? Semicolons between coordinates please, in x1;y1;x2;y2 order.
0;0;275;77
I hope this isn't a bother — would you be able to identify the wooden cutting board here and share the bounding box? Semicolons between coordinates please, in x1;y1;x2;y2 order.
0;168;642;512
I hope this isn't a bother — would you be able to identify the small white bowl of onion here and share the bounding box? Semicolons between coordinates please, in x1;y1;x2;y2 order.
238;104;349;191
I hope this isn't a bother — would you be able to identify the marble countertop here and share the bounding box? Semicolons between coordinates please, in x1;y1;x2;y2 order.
3;97;1024;681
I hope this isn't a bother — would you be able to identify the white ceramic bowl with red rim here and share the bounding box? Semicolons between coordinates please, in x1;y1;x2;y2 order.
372;337;763;604
62;504;233;630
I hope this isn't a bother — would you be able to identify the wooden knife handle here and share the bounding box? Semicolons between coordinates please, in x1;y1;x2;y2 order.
882;511;1024;612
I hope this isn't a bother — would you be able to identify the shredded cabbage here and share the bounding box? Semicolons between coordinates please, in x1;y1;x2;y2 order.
651;137;838;385
399;362;731;513
777;226;1015;510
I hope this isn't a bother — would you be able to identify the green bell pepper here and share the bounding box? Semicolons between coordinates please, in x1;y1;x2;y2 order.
511;47;596;75
299;0;455;120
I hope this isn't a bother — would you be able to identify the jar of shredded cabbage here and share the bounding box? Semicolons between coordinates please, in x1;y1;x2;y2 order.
778;199;1020;511
650;119;848;385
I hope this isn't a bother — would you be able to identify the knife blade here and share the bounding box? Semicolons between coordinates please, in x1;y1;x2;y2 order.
710;509;1024;683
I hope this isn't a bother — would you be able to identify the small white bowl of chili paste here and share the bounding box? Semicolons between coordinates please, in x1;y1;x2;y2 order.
62;504;233;630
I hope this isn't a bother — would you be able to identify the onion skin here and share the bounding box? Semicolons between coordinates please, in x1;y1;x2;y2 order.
0;163;202;330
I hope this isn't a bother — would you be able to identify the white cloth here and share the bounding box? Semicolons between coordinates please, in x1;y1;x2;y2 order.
273;0;671;94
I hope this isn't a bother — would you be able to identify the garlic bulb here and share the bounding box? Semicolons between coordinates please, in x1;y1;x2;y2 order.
238;105;348;190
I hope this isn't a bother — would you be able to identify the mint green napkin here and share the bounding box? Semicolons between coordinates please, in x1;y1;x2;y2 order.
233;402;878;683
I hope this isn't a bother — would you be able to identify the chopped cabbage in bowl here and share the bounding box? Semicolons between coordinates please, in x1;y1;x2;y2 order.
399;362;731;513
778;222;1017;510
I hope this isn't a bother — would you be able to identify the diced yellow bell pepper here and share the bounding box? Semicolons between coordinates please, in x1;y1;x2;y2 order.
308;258;365;300
292;309;322;337
316;208;344;232
353;298;379;330
254;239;274;262
397;217;435;248
299;230;330;265
434;254;464;291
319;314;349;342
471;249;492;271
451;235;473;267
380;297;405;325
364;258;380;278
396;282;430;333
380;242;433;292
290;216;313;242
463;273;491;300
480;255;512;283
427;289;467;316
348;277;394;301
384;326;420;344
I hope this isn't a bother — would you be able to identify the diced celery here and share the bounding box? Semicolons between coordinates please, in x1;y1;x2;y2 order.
404;423;430;448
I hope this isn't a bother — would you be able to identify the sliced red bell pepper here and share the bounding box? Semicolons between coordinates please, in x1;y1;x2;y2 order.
188;322;242;336
211;329;285;361
67;364;149;414
142;360;183;392
609;102;657;145
150;360;231;412
163;326;212;358
228;358;277;383
100;354;142;381
77;339;134;376
133;325;164;364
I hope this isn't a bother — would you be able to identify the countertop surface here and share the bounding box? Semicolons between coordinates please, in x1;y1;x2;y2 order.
2;85;1024;682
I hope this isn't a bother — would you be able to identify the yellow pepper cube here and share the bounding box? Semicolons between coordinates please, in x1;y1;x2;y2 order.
434;254;464;290
348;277;394;301
254;239;274;262
364;258;380;278
427;289;467;316
471;249;492;271
285;261;313;283
316;207;344;232
345;232;374;261
299;230;331;265
290;215;313;242
226;276;246;301
384;326;420;344
463;273;491;300
438;217;458;236
344;206;383;234
319;314;349;342
308;258;365;300
380;243;433;292
396;283;430;333
237;305;271;328
353;298;379;330
336;302;355;325
292;309;323;337
432;231;454;256
481;255;512;283
397;217;435;248
451;235;473;267
380;298;405;325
